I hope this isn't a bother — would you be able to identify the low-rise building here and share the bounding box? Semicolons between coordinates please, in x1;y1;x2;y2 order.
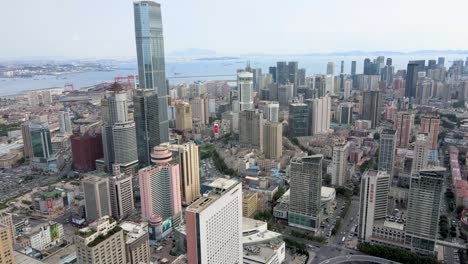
17;222;64;251
242;191;258;218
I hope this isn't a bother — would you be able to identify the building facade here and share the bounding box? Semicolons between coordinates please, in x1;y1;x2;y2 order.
239;110;264;150
263;122;283;160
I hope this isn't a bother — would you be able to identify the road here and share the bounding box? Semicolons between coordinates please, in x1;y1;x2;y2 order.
318;255;400;264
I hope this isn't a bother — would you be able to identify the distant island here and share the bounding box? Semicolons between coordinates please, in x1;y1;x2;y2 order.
195;56;240;61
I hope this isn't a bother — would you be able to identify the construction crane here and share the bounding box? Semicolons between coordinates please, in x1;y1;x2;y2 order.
114;75;138;89
64;83;74;91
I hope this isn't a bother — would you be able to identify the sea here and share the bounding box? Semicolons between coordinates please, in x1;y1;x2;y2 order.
1;53;467;97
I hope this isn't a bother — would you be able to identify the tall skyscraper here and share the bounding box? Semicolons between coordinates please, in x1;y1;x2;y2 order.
82;175;112;222
288;155;323;231
264;101;279;122
411;134;429;175
101;86;138;174
306;96;331;135
239;109;264;150
238;71;254;111
378;129;396;178
139;145;181;220
190;94;209;126
21;122;32;159
351;61;357;88
276;61;289;85
358;170;390;241
288;102;309;137
297;68;306;86
331;140;350;186
269;66;277;83
362;90;382;129
405;60;425;98
109;165;135;221
29;122;57;169
405;168;445;255
58;111;72;134
337;102;353;125
394;111;414;148
326;62;335;76
175;101;192;131
420;115;440;150
134;1;169;143
263;121;283;160
169;142;200;206
437;57;445;67
186;180;243;264
0;224;14;264
71;131;103;172
76;216;126;264
134;89;160;167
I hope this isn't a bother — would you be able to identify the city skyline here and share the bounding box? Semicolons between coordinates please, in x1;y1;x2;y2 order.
1;0;468;59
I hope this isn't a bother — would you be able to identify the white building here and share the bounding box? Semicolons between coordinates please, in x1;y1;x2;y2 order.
20;222;64;251
238;71;254;112
186;179;243;264
411;134;429;175
58;111;72;134
306;96;331;135
331;140;350;186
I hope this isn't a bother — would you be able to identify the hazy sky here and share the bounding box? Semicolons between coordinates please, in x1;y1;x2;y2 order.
2;0;467;59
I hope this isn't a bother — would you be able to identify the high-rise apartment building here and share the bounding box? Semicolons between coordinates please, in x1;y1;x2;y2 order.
238;71;254;111
0;224;14;264
134;1;169;142
288;155;323;231
264;101;279;122
411;134;429;175
239;109;264;150
288;103;309;137
331;140;350;186
420;115;440;150
133;89;160;167
120;222;150;264
326;62;335;76
306;96;331;135
109;165;135;221
186;180;243;264
58;111;72;134
358;170;390;240
139;145;181;220
169;143;200;206
362;90;382;129
0;213;15;244
190;95;209;126
82;175;112;222
405;168;445;255
337;102;353;125
242;191;258;218
175;101;192;132
378;129;396;177
263;121;283;160
394;112;414;148
76;216;126;264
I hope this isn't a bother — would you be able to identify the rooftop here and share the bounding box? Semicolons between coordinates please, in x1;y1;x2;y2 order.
120;221;147;244
187;179;240;213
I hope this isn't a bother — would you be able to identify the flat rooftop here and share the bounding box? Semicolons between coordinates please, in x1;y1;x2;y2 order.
187;179;239;213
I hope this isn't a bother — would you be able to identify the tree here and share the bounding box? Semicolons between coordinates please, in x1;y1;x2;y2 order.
373;133;380;140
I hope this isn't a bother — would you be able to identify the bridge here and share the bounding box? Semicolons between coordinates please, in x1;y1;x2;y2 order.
318;255;400;264
436;240;467;250
167;74;236;79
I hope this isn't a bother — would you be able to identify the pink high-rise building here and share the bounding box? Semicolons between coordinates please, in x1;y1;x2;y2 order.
139;145;182;221
394;111;414;148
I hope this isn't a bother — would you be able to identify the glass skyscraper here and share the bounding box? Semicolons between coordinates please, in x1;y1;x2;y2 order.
134;1;169;145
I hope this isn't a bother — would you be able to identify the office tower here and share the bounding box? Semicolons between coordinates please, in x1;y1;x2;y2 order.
437;57;445;67
405;60;425;98
378;129;396;177
325;75;334;95
358;75;380;91
289;155;323;231
363;58;372;75
239;109;264;150
362;90;382;129
405;168;444;255
338;102;353;125
386;58;392;66
351;61;357;88
222;111;239;134
394;112;414;148
420;115;440;150
269;66;277;83
263;121;283;160
306;96;331;135
276;61;289;85
109;165;135;221
21;122;32;159
0;213;15;244
82;175;112;222
71;131;103;172
326;62;335;76
277;84;293;107
191;96;208;125
0;224;14;264
265;101;279;122
297;68;306;86
169;142;200;205
139;145;181;220
288;103;309;137
58;111;72;134
29;122;57;169
428;59;437;70
288;61;299;90
381;63;395;87
343;79;352;99
411;134;429;175
76;216;126;264
251;68;262;91
175;101;192;131
331;140;350;186
120;222;150;264
101;87;138;174
358;170;390;240
340;60;344;74
134;89;160;167
238;71;254;111
186;180;243;264
134;1;169;143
